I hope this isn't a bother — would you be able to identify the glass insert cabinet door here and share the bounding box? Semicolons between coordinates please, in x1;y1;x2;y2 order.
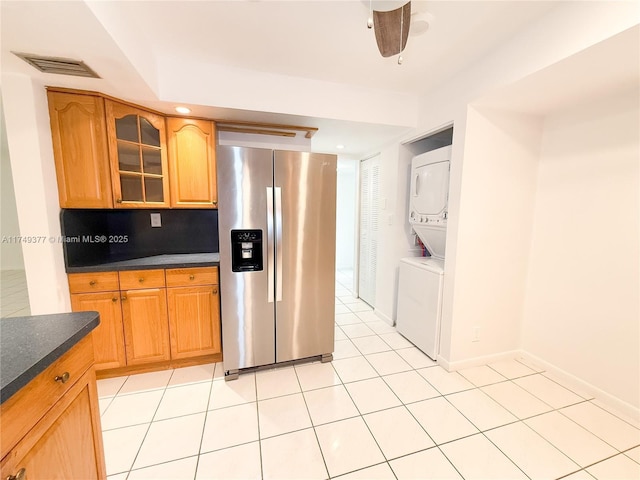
105;100;170;208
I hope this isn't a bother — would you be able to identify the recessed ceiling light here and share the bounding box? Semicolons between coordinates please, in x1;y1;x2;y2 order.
336;144;345;149
175;106;191;114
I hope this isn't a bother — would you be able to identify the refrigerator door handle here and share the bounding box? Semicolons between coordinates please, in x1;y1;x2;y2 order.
274;186;283;301
266;187;275;303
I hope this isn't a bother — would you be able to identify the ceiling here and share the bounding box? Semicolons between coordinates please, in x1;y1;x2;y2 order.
0;1;574;157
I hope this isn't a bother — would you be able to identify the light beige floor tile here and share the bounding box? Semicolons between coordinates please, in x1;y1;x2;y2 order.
332;356;379;383
119;370;173;394
514;374;584;409
261;428;328;479
365;351;413;376
201;403;259;452
99;396;114;416
525;411;617;467
458;365;507;387
212;362;225;381
196;442;262;480
335;326;348;341
348;302;374;313
258;393;312;438
561;402;640;451
486;421;580;479
338;295;360;304
133;413;205;469
101;390;164;430
625;446;640;463
366;318;397;333
335;463;396;479
98;376;128;398
395;347;437;369
587;453;640;480
364;406;435;460
390;448;462;480
561;471;597;480
488;359;536;379
335;304;351;314
379;332;413;349
333;338;363;359
542;372;593;400
168;363;215;387
591;399;640;429
341;323;376;338
407;397;478;445
352;335;392;354
383;370;440;404
316;416;385;477
128;456;198;479
356;311;384;323
155;382;212;420
446;388;517;431
304;384;359;425
256;366;301;400
107;474;128;480
440;433;528;479
482;381;553;419
102;424;148;475
345;377;402;414
208;373;256;409
336;312;363;326
417;366;474;395
295;361;341;391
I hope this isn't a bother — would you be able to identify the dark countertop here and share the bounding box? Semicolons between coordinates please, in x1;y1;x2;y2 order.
66;253;220;273
1;311;100;404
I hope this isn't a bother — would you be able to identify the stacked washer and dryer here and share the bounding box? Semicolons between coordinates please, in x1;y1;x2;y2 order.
396;146;451;360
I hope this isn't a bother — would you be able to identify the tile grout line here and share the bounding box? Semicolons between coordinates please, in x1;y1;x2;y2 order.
192;364;217;480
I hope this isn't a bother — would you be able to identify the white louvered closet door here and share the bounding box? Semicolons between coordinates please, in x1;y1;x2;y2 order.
358;155;379;307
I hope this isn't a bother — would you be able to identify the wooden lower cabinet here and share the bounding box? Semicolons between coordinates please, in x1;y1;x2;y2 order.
167;286;221;359
68;266;220;374
71;292;126;370
1;340;106;480
121;288;170;365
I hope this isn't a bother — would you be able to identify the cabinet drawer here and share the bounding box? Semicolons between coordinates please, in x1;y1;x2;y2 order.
119;269;165;290
68;272;119;293
0;335;94;459
166;267;218;287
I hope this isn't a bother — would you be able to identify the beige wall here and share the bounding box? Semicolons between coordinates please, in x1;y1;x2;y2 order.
522;89;640;409
447;107;542;364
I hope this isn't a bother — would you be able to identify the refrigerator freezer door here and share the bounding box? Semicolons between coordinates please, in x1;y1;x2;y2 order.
217;146;276;371
274;151;336;363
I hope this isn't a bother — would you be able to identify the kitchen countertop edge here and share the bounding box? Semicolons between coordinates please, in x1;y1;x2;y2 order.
65;253;220;273
0;311;100;404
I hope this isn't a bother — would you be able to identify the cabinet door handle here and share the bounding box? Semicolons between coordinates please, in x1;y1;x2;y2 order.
212;288;218;295
112;297;118;302
54;372;70;384
121;296;127;301
138;278;144;283
189;275;195;280
89;280;96;286
7;468;26;480
212;200;217;206
116;199;122;204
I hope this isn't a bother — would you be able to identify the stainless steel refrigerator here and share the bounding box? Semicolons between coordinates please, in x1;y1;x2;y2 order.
217;146;337;379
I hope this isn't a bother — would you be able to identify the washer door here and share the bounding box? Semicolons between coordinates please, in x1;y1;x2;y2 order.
411;160;450;216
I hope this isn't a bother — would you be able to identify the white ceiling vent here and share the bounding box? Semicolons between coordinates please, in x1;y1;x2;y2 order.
12;52;100;78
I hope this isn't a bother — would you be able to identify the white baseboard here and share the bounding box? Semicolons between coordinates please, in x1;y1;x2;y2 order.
374;309;394;326
520;350;640;423
438;350;520;372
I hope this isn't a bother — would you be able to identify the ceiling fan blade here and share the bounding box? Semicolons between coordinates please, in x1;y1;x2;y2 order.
373;1;411;58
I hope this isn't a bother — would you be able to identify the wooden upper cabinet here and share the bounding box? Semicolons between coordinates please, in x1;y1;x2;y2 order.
166;118;217;208
47;91;113;208
105;100;170;208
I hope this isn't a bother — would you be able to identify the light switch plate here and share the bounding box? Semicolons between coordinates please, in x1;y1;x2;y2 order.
150;213;162;227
